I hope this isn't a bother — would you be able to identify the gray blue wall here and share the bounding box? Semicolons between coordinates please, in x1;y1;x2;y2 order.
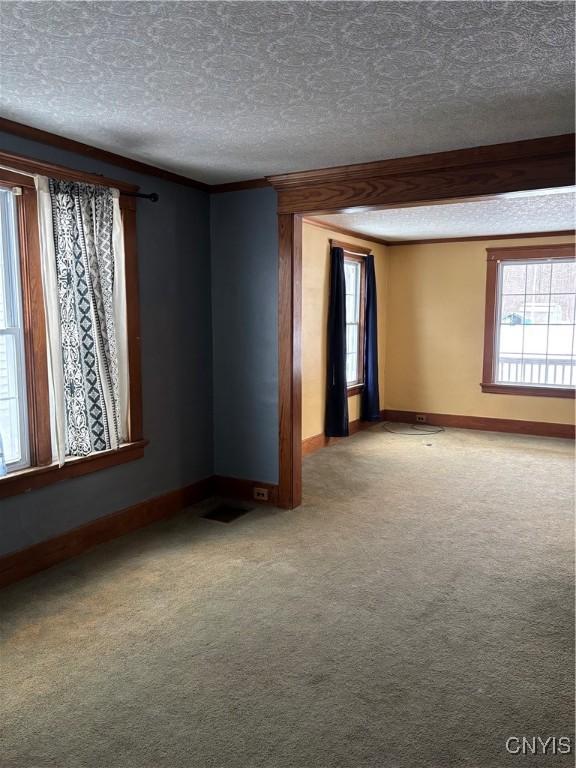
210;188;279;484
0;133;213;556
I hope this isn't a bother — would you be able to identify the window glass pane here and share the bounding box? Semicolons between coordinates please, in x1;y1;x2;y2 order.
346;353;358;384
0;189;28;472
0;334;23;464
344;262;357;295
344;258;362;385
498;324;523;355
523;294;551;324
345;292;357;323
0;244;6;329
551;294;576;324
501;263;526;294
346;323;358;355
500;295;525;324
551;261;576;293
523;325;548;355
547;325;574;356
525;262;551;294
495;259;575;388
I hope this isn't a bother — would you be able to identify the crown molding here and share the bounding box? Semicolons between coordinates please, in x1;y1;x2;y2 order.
1;118;573;204
302;216;390;246
0;116;275;193
387;229;575;247
0;116;211;191
267;134;575;190
305;217;574;248
210;177;270;193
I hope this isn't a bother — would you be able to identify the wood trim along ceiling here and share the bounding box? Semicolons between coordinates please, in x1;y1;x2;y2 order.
2;119;573;203
0;116;209;191
268;134;575;189
209;178;271;193
386;230;575;246
303;216;390;246
0;475;280;589
268;134;575;214
0;116;269;192
303;216;574;248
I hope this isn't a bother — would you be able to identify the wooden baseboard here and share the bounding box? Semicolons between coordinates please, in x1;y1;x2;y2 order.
0;473;281;589
0;477;215;590
213;475;279;505
303;411;574;455
382;410;575;439
302;416;383;456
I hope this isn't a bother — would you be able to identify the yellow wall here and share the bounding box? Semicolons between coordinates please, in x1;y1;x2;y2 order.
302;223;388;439
385;235;575;425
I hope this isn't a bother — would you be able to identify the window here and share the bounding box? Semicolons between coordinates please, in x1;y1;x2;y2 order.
0;188;28;472
341;245;367;395
0;153;144;498
482;244;576;398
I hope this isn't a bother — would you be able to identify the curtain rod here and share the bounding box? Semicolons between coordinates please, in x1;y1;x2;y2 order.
123;191;159;203
0;162;159;202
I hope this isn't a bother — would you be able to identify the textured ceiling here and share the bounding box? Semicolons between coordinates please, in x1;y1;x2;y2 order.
315;190;576;241
0;1;574;183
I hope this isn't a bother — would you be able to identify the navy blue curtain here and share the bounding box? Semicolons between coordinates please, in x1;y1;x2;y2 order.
361;254;381;421
325;246;349;437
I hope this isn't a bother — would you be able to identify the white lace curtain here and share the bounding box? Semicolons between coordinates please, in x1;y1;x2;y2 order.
36;176;129;465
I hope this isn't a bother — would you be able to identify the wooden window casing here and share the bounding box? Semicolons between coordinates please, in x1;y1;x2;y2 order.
0;150;144;498
481;243;575;399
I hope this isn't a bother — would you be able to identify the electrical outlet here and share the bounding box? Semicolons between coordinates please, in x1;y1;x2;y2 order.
253;487;269;501
416;414;427;423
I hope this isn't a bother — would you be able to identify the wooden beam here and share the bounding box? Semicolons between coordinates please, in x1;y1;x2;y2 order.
268;135;575;214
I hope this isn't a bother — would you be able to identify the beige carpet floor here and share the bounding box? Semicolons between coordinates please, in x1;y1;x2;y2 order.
1;426;574;767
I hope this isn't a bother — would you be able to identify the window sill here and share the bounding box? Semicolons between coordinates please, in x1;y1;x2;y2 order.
347;383;365;397
481;383;575;399
0;440;147;499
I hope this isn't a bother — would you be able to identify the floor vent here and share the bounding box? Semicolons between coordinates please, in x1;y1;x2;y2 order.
201;504;253;524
